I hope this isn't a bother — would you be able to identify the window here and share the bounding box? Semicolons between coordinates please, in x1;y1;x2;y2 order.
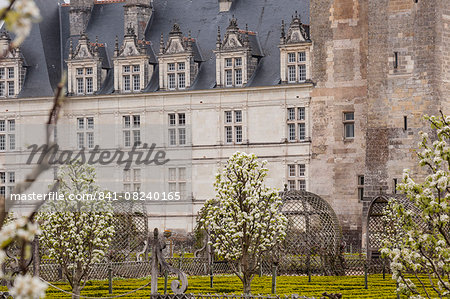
122;64;141;92
75;67;95;95
167;62;186;90
393;52;398;69
287;108;307;142
287;164;306;191
0;119;15;151
76;117;94;149
0;82;4;97
7;82;14;96
358;175;364;200
404;116;408;131
123;168;141;192
123;115;141;147
344;112;355;139
286;51;308;83
168;167;187;199
223;57;243;87
168;113;186;146
224;110;243;144
168;74;176;90
0;171;15;198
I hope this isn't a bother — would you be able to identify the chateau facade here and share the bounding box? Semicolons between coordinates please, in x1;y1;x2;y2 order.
0;0;448;249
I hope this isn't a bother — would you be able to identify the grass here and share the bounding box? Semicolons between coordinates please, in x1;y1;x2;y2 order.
1;274;446;298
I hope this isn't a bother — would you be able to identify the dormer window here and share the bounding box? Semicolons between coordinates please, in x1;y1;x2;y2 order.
214;17;263;88
279;12;312;84
67;34;109;96
0;32;26;98
158;24;203;91
113;26;156;94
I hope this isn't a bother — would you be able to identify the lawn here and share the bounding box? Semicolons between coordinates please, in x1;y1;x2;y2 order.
8;274;441;298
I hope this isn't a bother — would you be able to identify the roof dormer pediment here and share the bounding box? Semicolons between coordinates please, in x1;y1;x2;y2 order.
70;33;100;60
116;27;145;58
166;37;186;54
222;32;243;50
280;12;310;45
0;32;22;60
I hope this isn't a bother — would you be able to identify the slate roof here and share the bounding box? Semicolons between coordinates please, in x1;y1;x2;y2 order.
7;0;310;98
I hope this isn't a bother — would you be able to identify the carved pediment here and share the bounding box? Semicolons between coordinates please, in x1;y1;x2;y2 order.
281;12;310;45
166;37;185;54
0;31;22;59
70;33;99;60
160;24;196;56
115;26;148;58
222;33;243;50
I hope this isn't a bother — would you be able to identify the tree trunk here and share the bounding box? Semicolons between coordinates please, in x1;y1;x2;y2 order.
72;282;80;299
242;273;253;294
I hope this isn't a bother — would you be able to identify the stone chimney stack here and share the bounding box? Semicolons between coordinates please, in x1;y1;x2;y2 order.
69;0;94;36
219;0;234;12
124;0;153;41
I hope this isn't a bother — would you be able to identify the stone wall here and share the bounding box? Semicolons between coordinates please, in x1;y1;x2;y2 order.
310;0;368;250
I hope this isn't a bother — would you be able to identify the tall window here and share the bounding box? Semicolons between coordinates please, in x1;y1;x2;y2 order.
0;67;16;97
344;112;355;139
358;175;364;201
287;164;306;191
123;168;141;192
224;57;243;87
123;65;141;92
123;115;141;147
168;113;186;146
0;119;15;151
286;51;307;83
224;110;243;144
287;107;306;142
75;67;94;95
168;62;186;90
168;167;187;199
0;171;15;198
76;117;94;149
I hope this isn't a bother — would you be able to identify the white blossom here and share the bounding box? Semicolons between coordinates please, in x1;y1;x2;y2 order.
9;274;47;299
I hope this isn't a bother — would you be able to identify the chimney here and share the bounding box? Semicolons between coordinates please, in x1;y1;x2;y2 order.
124;0;153;41
69;0;94;36
219;0;234;12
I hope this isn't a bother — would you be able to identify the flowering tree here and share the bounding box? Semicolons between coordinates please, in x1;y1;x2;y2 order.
198;152;288;294
37;162;115;298
381;113;450;298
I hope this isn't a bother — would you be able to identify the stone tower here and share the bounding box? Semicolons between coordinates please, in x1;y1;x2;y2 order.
69;0;93;36
309;0;369;249
124;0;153;41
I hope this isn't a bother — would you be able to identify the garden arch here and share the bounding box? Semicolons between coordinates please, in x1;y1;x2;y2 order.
278;190;343;275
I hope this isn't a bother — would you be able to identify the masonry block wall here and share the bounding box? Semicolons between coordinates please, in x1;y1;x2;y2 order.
310;0;368;250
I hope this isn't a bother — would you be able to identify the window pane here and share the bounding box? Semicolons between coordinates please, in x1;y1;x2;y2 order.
235;69;242;86
298;164;305;176
298;123;305;140
298;180;306;191
133;115;140;127
178;113;185;126
86;77;93;94
86;67;93;75
169;128;176;145
177;62;185;71
235;110;242;123
134;169;141;181
133;65;140;72
298;107;305;120
169;168;176;181
288;165;295;177
235;57;242;66
77;78;84;94
235;126;242;143
169;114;176;126
123;116;131;128
344;112;354;121
8;134;15;150
87;117;94;130
225;70;232;86
77;118;84;130
345;123;355;138
168;74;176;89
168;63;175;71
288;124;296;141
225;111;232;123
298;51;306;62
123;184;130;192
87;132;94;149
179;128;186;145
0;186;4;198
0;82;4;97
288;180;296;190
123;169;130;182
0;120;4;131
225;126;233;143
225;58;232;67
0;135;5;151
77;132;84;149
178;73;185;89
8;68;14;79
288;66;296;82
77;68;83;75
169;182;177;192
133;74;140;91
8;120;15;131
0;172;5;183
7;81;14;96
179;182;186;198
288;108;295;121
123;65;130;73
133;130;141;146
8;172;14;183
134;184;141;192
298;64;306;81
0;68;5;79
123;75;130;91
124;131;131;147
179;168;186;180
288;53;296;63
